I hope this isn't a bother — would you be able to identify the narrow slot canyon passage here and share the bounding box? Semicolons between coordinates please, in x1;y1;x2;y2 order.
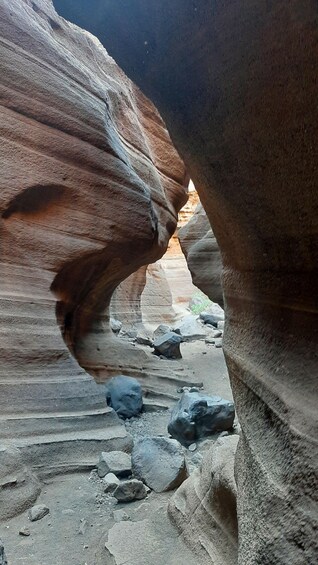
1;1;317;565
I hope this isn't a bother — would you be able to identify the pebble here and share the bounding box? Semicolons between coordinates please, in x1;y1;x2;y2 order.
188;443;197;452
19;527;31;537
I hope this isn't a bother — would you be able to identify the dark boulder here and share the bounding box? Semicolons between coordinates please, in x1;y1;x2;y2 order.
168;390;235;446
105;375;143;419
153;332;182;359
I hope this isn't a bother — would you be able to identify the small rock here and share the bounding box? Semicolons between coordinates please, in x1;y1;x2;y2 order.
97;451;132;479
136;334;153;347
219;431;229;437
78;519;88;535
112;509;130;522
188;443;197;452
113;479;147;503
153;324;172;339
206;329;222;339
105;375;143;419
110;318;122;333
215;338;223;348
217;321;225;330
132;436;187;493
19;527;30;537
28;504;50;522
0;539;7;565
153;332;182;359
103;473;120;493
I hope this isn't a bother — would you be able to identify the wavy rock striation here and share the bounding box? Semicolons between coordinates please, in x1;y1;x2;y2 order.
54;1;318;563
0;0;187;481
179;203;223;307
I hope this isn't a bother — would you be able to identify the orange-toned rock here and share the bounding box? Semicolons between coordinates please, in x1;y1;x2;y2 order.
0;0;187;475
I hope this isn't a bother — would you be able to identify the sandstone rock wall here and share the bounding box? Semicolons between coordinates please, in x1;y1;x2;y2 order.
179;203;223;307
54;1;318;563
0;0;187;473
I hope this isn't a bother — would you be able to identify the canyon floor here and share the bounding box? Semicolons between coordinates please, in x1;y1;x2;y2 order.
1;341;234;565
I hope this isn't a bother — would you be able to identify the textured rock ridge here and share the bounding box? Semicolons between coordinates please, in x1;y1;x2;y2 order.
179;203;223;307
0;0;187;477
54;1;318;563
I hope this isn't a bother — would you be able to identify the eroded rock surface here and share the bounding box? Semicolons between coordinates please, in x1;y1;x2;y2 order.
54;2;318;563
179;204;223;307
0;0;187;480
169;435;239;565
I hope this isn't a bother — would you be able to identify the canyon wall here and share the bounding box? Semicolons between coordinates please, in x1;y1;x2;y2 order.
179;203;223;307
54;1;318;563
0;0;187;472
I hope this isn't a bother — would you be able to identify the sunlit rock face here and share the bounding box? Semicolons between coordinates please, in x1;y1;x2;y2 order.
0;0;187;463
179;203;223;307
54;1;318;563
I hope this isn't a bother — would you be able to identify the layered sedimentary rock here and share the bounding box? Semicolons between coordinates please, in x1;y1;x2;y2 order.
54;2;318;563
169;436;238;565
0;0;187;476
179;203;223;307
111;192;199;330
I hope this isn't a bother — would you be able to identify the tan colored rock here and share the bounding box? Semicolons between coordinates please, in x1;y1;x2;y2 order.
56;2;318;563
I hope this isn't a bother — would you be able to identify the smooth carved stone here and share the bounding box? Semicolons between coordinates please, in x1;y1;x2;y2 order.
169;436;239;564
179;204;224;307
113;479;147;502
153;332;183;359
28;504;50;522
132;436;187;492
105;376;143;419
0;0;187;480
97;451;132;479
168;391;235;446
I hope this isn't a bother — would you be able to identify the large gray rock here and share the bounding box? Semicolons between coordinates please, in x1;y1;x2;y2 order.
113;479;147;502
168;391;235;446
97;451;132;478
132;436;188;492
0;539;7;565
105;375;143;419
173;315;206;342
153;332;182;359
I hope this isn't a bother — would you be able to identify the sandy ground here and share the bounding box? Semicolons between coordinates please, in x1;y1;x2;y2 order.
1;340;235;565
